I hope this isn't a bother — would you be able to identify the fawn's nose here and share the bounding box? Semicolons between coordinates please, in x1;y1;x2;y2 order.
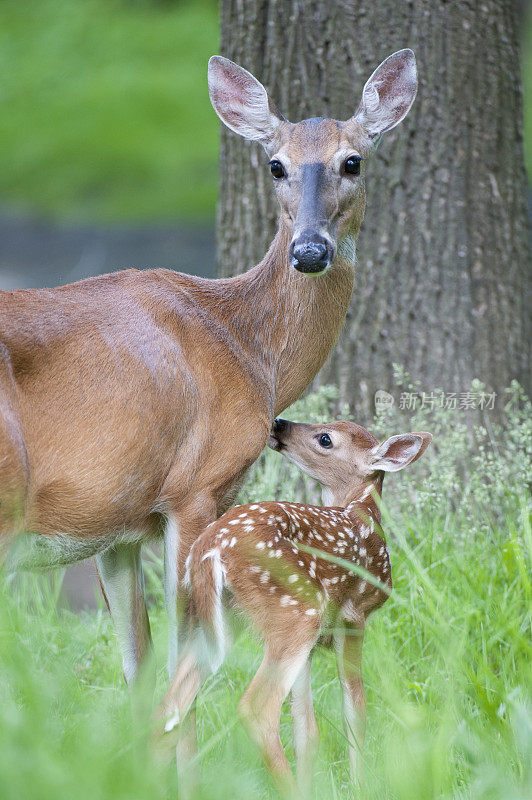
289;235;333;274
272;418;289;436
269;418;291;451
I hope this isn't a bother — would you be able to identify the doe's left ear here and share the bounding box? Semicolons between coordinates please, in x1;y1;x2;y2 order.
370;432;426;472
353;49;417;139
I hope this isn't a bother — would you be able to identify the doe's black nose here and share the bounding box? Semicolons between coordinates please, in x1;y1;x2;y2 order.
288;230;334;273
290;240;330;273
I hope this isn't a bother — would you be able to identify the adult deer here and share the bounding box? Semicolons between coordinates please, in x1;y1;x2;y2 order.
0;52;417;695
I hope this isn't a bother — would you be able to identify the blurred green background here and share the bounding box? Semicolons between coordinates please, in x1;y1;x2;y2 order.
0;0;219;224
1;0;529;228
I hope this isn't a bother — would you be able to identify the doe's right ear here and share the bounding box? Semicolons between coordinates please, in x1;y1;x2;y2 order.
208;56;285;144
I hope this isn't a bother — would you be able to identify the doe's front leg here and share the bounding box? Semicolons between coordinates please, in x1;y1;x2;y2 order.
95;542;155;727
95;541;154;688
163;496;217;681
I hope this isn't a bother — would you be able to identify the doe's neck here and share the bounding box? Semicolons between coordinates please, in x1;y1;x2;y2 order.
219;218;357;414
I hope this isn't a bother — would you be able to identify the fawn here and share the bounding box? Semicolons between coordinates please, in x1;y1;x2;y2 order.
159;419;431;792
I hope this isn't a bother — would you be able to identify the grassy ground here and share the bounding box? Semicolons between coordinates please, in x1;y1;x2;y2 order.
1;382;530;799
0;0;219;222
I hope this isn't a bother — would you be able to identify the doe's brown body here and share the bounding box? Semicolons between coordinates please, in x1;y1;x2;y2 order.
0;248;353;546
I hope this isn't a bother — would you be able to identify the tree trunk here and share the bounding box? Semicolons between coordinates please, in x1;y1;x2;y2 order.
217;0;531;418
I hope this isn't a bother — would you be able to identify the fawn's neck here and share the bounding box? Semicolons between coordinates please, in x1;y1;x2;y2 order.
217;218;356;415
322;474;384;523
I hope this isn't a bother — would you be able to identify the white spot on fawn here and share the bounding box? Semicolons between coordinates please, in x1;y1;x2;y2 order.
280;595;292;606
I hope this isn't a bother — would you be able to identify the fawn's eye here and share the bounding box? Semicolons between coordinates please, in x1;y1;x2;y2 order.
269;160;286;180
344;155;362;176
319;433;332;448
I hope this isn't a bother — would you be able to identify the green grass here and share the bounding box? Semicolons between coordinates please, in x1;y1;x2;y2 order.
1;381;530;799
0;0;219;223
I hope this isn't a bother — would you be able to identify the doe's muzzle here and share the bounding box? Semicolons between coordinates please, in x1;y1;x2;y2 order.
289;233;334;274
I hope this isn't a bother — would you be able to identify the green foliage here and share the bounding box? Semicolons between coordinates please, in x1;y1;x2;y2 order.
0;0;219;222
1;1;531;227
0;380;530;798
0;1;530;225
240;375;531;538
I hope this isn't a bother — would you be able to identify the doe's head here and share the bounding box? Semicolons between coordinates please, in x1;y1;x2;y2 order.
269;418;432;506
208;50;417;275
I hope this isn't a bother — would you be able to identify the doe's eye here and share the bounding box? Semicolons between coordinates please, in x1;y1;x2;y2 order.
319;433;332;448
344;155;362;176
269;160;286;180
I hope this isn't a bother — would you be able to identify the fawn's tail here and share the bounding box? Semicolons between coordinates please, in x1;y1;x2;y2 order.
162;544;227;733
185;543;227;673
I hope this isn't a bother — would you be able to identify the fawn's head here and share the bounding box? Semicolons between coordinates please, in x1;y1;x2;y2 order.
269;419;431;506
208;50;417;276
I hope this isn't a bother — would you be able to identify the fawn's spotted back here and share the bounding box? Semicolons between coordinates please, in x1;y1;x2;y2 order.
191;491;391;636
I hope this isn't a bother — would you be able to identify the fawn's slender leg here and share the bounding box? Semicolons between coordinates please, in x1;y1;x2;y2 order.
152;644;209;800
162;497;216;795
96;542;154;688
238;645;312;795
335;622;366;788
159;644;207;733
290;656;319;794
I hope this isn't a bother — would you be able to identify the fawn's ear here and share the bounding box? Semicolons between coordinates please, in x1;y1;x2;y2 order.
353;49;417;139
369;433;424;472
208;56;285;143
409;431;432;463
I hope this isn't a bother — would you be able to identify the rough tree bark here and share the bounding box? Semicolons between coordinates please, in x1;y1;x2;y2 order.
217;0;531;418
